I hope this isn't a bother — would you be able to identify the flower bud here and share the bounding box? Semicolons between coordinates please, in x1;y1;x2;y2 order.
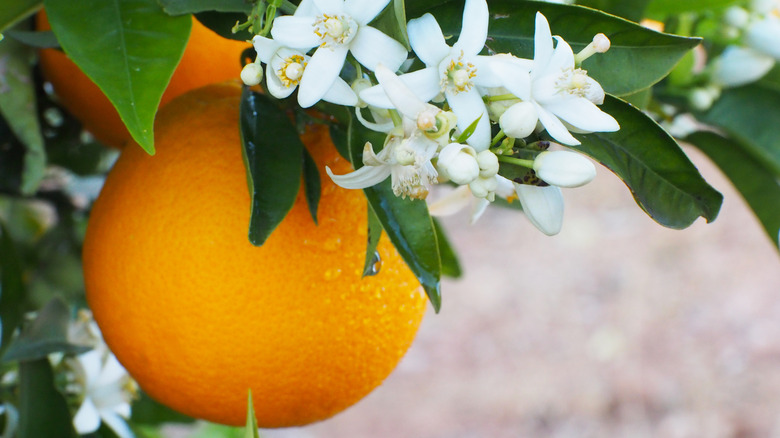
240;63;263;86
469;176;498;199
476;150;499;178
533;150;596;188
711;46;775;87
723;6;750;28
499;102;538;139
436;143;480;185
513;184;564;236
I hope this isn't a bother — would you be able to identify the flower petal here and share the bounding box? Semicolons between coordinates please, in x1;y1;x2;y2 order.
77;349;103;388
350;26;408;72
270;16;320;49
408;13;451;66
428;185;473;216
491;59;532;100
446;88;491;151
295;0;319;16
326;164;392;189
322;78;358;106
545;98;620;133
345;0;390;25
542;37;575;76
265;63;296;99
535;103;580;146
514;184;564;236
454;0;489;55
252;36;279;64
99;410;135;438
313;0;344;14
469;198;491;224
73;398;101;434
297;46;349;108
375;64;428;119
471;55;506;89
533;12;554;75
360;67;440;109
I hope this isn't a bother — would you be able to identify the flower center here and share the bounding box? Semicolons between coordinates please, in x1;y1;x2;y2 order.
313;14;357;47
442;51;477;94
277;55;306;88
556;68;591;97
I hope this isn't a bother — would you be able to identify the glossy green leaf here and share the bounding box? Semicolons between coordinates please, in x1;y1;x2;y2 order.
687;131;780;250
412;0;700;96
699;85;780;175
363;207;383;277
576;0;651;22
43;0;192;154
0;34;46;195
0;222;25;357
302;147;321;225
0;0;41;33
372;0;409;51
18;358;76;438
4;29;59;48
433;218;462;279
194;11;254;42
243;390;260;438
2;297;91;362
576;96;722;229
239;88;303;246
331;119;443;311
158;0;252;15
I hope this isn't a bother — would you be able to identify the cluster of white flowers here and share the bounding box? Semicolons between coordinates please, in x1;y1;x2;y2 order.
694;0;780;108
241;0;619;235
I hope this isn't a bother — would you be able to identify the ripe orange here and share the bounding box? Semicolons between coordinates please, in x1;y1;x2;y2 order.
81;81;428;427
37;12;249;148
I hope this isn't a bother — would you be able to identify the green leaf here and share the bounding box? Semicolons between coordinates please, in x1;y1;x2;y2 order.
646;0;740;16
433;218;462;279
158;0;252;15
0;33;47;195
195;11;254;42
412;0;700;96
2;297;91;362
4;29;59;48
372;0;409;51
576;0;651;22
576;96;722;228
0;0;41;33
131;392;196;424
239;88;303;246
243;390;260;438
302;147;321;225
687;131;780;250
0;222;25;357
18;358;76;438
363;207;383;277
699;85;780;175
43;0;192;154
332;119;443;311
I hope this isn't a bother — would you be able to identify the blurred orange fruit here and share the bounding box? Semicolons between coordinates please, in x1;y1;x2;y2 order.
37;12;249;147
81;81;427;427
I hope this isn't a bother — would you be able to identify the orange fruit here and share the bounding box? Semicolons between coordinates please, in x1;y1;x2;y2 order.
81;81;428;427
37;12;249;148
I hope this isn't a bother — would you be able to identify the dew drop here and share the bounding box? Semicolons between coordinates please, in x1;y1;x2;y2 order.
364;251;382;276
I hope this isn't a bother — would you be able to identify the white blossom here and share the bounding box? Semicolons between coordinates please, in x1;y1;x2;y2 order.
491;12;619;146
533;150;596;188
710;46;775;87
513;183;564;235
270;0;407;108
437;143;480;184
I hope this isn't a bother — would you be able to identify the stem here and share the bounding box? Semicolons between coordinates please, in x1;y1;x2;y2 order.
388;108;403;128
491;129;505;147
497;155;534;169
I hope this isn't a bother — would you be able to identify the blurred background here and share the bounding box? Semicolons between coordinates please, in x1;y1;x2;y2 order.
241;147;780;438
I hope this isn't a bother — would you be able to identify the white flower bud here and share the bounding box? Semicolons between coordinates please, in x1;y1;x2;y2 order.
499;102;538;139
513;184;564;236
688;87;717;111
469;176;498;199
592;34;611;53
476;150;499;178
533;150;596;188
711;46;775;87
240;63;263;86
436;143;480;185
723;6;750;28
746;16;780;60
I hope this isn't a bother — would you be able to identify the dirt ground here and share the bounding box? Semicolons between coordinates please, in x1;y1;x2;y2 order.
254;146;780;438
